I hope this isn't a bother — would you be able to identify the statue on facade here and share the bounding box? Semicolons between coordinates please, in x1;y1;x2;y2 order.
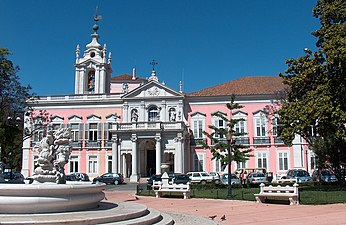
169;108;176;122
131;109;138;122
32;128;72;184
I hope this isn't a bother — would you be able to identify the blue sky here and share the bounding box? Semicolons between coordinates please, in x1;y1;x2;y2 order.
2;0;319;96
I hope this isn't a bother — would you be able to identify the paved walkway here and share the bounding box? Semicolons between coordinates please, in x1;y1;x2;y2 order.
105;190;346;225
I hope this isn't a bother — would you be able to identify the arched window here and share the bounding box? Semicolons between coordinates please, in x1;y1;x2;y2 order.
87;71;95;93
148;106;159;122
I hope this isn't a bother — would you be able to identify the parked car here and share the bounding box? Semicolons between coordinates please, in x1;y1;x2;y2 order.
187;172;220;184
246;172;268;186
66;174;80;181
286;169;312;183
146;174;162;190
312;169;338;183
92;173;124;185
0;172;25;182
146;173;191;190
221;173;240;185
171;174;191;185
68;172;90;181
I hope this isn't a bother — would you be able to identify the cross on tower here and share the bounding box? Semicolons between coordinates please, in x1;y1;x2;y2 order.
94;6;102;23
150;60;158;70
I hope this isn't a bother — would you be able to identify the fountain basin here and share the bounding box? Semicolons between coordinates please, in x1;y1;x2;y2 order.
0;183;106;213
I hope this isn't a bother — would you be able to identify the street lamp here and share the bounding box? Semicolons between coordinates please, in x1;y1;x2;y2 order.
226;130;233;200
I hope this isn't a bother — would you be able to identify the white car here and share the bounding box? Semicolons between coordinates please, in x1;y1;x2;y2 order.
186;172;220;184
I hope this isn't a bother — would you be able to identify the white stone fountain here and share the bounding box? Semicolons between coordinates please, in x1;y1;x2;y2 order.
0;128;173;224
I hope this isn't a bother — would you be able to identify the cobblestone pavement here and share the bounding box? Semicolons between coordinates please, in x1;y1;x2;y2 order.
105;190;346;225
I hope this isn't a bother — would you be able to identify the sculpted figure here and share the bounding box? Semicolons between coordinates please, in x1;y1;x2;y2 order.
32;128;72;184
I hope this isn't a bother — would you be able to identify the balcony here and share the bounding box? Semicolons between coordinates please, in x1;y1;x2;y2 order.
191;138;206;146
234;137;250;145
274;137;285;145
253;137;271;145
112;122;184;132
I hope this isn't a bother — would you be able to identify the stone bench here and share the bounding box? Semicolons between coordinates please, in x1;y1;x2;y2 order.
254;183;299;205
153;172;191;199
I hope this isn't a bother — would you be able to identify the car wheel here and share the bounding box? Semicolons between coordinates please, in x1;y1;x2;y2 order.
200;180;207;185
114;180;119;185
214;180;220;185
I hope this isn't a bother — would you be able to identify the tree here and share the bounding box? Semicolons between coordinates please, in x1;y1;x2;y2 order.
0;48;34;171
277;0;346;181
201;95;252;174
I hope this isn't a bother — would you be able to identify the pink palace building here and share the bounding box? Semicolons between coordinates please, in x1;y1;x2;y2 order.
21;20;314;182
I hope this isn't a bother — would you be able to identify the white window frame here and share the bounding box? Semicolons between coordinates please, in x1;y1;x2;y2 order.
213;159;222;173
69;155;79;173
253;111;268;137
191;112;206;139
88;155;98;174
256;151;269;169
193;152;205;172
212;112;226;139
69;123;80;142
236;161;248;170
277;151;289;171
233;111;247;136
107;155;112;173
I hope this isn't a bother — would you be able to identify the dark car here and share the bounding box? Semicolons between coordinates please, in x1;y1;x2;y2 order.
312;169;338;183
171;174;191;185
146;173;191;190
66;174;80;181
0;172;25;182
92;173;124;185
68;172;90;181
146;174;162;190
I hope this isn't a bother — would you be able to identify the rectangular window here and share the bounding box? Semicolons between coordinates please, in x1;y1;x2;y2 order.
235;120;245;135
278;152;288;170
215;159;221;172
257;152;268;169
88;155;98;174
108;123;114;141
193;152;204;171
69;155;79;173
108;155;112;173
255;118;267;136
70;123;80;142
193;120;204;139
214;118;225;139
272;118;278;136
89;123;98;141
236;161;247;169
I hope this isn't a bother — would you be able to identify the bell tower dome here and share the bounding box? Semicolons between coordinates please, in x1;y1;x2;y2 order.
74;9;112;94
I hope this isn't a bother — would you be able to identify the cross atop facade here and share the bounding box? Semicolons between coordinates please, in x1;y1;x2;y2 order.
150;59;158;70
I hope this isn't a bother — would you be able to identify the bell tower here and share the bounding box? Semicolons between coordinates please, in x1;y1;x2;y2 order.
74;9;112;94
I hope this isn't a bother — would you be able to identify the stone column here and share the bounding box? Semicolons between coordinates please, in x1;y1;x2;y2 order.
123;103;129;123
111;135;118;173
140;101;145;122
174;133;183;173
130;134;139;182
155;135;162;175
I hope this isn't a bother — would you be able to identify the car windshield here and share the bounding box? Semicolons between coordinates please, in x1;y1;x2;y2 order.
296;170;309;177
251;173;265;177
321;171;331;176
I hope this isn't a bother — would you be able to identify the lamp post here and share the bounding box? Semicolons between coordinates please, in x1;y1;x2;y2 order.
226;131;233;200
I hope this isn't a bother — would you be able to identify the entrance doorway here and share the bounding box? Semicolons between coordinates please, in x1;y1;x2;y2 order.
146;150;156;177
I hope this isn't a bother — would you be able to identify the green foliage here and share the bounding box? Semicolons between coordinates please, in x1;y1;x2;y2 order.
0;48;34;171
200;95;252;170
278;0;346;177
